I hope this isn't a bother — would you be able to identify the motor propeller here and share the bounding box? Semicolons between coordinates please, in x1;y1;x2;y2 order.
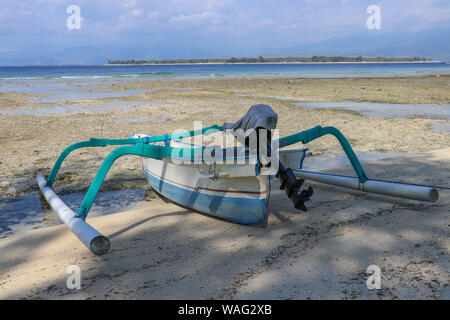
277;161;313;211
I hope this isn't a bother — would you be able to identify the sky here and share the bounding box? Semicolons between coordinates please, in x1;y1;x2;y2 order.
0;0;449;65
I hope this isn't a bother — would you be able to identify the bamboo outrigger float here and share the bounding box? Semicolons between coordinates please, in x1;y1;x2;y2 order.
37;105;439;255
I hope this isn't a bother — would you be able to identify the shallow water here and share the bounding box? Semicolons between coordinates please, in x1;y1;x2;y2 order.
293;101;450;120
0;188;148;238
38;89;147;103
0;100;156;116
172;88;193;93
0;79;147;103
1;63;449;80
428;122;450;134
112;116;168;123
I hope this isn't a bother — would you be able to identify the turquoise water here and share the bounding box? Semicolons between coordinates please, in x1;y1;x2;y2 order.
0;63;449;80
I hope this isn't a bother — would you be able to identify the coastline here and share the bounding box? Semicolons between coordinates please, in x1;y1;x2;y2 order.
105;61;445;66
1;63;449;82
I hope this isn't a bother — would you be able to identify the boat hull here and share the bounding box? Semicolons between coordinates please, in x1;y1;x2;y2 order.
142;157;268;224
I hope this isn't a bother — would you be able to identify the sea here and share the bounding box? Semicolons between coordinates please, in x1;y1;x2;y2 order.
0;62;449;80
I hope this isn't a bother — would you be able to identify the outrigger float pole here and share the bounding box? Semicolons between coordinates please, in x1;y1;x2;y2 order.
37;175;110;255
293;170;439;202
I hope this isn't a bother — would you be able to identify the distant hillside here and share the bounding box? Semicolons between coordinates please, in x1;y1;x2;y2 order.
1;28;447;66
107;56;431;65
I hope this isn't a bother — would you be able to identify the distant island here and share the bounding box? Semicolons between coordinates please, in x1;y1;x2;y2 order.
107;56;432;65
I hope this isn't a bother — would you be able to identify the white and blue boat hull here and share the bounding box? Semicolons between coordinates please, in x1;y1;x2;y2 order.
142;157;268;224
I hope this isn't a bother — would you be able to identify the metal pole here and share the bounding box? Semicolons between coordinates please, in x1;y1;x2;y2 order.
293;170;439;202
37;175;110;255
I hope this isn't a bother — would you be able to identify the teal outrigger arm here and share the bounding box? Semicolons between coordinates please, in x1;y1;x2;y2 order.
45;124;225;187
76;142;216;219
43;125;368;221
277;125;368;183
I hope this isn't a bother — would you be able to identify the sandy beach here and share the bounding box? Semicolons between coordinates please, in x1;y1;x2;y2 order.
0;74;449;299
0;148;448;299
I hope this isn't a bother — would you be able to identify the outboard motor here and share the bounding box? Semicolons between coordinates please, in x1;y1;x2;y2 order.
224;104;313;211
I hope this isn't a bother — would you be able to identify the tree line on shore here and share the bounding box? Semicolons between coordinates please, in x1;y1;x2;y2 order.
107;56;431;65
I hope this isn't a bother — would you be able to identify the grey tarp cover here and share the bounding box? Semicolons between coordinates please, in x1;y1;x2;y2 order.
223;104;278;134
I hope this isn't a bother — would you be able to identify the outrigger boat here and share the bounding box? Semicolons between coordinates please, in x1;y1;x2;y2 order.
37;105;439;255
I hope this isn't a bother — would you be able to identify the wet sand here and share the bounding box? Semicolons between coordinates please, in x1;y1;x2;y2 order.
0;149;448;299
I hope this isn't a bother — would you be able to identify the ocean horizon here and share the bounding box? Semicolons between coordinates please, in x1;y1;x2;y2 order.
0;62;449;80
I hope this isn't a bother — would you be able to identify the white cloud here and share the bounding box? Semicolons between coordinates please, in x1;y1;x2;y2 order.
169;11;227;25
131;9;143;17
